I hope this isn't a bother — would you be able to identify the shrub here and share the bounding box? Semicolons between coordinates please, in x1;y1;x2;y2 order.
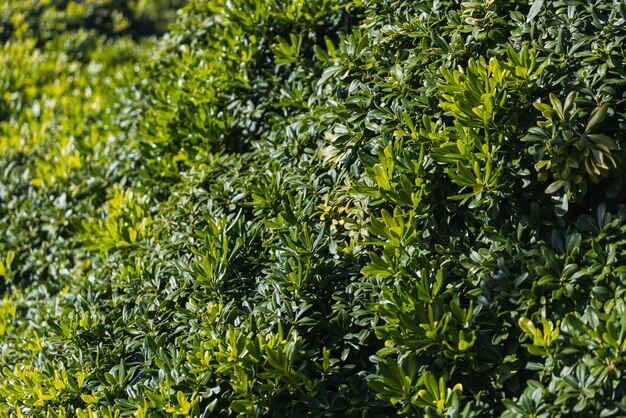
1;0;626;416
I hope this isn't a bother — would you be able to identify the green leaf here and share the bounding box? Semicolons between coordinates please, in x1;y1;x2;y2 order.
518;317;538;339
586;104;609;132
527;0;544;22
545;180;565;194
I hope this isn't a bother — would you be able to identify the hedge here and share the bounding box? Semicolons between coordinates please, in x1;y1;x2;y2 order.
1;0;626;416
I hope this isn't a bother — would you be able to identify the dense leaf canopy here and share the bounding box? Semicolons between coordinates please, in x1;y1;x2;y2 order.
1;0;626;416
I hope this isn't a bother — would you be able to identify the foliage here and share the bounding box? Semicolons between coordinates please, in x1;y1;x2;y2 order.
1;0;626;416
0;0;184;42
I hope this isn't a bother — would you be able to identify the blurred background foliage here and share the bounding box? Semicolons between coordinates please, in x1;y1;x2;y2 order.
0;0;185;42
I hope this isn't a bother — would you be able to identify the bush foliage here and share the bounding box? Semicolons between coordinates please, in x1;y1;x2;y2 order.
2;0;626;416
